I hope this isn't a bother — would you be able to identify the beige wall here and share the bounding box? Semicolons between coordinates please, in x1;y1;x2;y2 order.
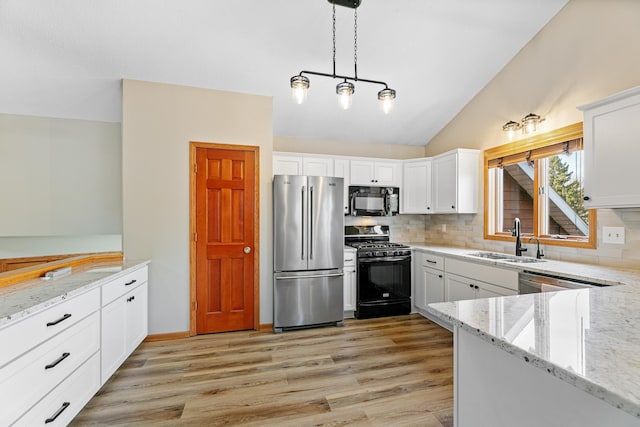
275;135;424;159
122;80;273;334
425;0;640;156
421;0;640;269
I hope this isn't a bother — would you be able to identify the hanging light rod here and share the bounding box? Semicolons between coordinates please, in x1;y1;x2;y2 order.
289;0;396;113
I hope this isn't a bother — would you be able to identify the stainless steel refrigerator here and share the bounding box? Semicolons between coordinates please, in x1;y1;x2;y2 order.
273;175;344;333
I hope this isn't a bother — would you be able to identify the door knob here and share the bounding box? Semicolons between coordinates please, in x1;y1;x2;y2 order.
244;246;252;254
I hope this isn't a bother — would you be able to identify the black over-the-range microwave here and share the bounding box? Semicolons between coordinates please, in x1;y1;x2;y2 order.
348;186;399;216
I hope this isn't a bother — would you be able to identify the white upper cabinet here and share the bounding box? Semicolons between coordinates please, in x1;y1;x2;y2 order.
579;85;640;208
350;159;401;186
273;153;334;176
402;158;432;214
303;156;334;177
432;149;480;214
273;153;303;175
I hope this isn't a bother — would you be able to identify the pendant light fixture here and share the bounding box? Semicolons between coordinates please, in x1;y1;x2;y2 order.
289;0;396;113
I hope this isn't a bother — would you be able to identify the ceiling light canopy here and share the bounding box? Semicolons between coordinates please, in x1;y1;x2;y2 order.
289;0;396;113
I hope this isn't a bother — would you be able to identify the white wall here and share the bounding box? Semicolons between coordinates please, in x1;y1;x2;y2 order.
122;79;273;334
0;114;122;237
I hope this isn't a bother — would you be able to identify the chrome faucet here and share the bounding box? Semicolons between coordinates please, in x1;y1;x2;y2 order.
512;217;527;256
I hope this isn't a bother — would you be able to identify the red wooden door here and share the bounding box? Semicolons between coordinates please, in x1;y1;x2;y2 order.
195;146;256;333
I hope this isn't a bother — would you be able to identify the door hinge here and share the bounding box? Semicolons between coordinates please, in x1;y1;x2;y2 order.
193;163;197;173
193;232;198;242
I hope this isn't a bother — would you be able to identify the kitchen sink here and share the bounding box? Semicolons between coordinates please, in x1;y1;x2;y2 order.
467;251;545;263
467;252;512;260
503;257;545;263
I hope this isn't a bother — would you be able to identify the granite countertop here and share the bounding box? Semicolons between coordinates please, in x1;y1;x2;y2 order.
407;243;640;419
0;259;150;328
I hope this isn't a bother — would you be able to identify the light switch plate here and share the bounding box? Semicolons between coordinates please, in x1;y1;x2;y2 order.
602;226;625;244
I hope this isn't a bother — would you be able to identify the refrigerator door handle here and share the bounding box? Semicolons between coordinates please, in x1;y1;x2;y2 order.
275;273;344;280
309;185;314;260
301;185;306;261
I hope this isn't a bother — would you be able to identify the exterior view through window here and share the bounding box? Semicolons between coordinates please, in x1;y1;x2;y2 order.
484;123;596;249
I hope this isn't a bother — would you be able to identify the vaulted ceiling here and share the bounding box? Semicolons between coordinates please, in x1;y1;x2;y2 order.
0;0;569;146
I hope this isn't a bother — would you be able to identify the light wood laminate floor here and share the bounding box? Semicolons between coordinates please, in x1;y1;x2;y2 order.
72;314;453;426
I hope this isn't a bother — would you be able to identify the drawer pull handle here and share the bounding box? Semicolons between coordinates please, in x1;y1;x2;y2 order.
125;279;137;286
426;260;437;264
46;313;71;327
345;259;354;262
45;352;70;370
45;402;70;424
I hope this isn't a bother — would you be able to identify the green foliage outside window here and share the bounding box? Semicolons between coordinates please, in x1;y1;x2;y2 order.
548;155;588;224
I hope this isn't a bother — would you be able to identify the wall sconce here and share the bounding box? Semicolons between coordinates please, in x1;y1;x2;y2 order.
502;113;545;139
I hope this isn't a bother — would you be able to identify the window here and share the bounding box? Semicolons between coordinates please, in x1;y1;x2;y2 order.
484;123;596;249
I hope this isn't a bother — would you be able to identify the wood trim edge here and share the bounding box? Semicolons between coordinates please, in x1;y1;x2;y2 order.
259;323;273;332
144;331;190;342
0;252;124;288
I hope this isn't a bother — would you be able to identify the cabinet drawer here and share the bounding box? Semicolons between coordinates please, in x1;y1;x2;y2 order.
13;351;101;427
0;311;100;426
446;258;518;291
0;287;100;368
102;266;148;306
422;253;444;270
343;251;356;267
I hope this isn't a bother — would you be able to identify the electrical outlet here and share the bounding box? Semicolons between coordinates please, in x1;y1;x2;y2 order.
602;226;625;244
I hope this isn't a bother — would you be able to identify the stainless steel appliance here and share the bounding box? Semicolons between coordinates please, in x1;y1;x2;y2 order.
518;271;607;294
348;186;399;216
345;225;411;319
273;175;344;333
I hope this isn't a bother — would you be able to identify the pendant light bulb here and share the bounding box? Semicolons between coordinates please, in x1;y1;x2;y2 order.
521;113;541;135
290;75;310;105
336;81;354;110
378;88;396;114
502;120;521;140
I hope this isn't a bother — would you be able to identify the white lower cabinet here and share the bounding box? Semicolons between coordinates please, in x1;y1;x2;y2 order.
14;352;101;427
445;258;518;302
0;263;149;426
343;249;357;316
101;269;149;384
413;251;445;312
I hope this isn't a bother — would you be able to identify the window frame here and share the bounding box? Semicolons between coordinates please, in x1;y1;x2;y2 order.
484;122;596;249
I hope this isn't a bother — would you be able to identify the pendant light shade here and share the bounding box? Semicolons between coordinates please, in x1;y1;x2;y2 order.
290;75;310;105
378;88;396;114
337;81;355;110
522;113;542;134
288;0;396;112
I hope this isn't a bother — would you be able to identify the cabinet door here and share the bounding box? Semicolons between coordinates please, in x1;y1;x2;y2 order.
350;160;376;185
302;156;334;177
343;269;356;312
445;273;477;302
432;152;457;213
402;159;431;213
125;282;148;354
582;92;640;208
374;161;400;186
423;266;445;305
273;154;302;176
334;159;350;214
101;296;127;384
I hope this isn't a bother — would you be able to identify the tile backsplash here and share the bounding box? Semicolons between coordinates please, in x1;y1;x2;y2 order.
345;208;640;270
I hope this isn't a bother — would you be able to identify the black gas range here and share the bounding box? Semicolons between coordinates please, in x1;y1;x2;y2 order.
345;226;412;319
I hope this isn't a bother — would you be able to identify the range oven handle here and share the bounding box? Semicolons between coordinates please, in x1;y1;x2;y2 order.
358;256;411;263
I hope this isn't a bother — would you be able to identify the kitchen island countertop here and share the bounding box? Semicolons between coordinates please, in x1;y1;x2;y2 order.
406;243;640;419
